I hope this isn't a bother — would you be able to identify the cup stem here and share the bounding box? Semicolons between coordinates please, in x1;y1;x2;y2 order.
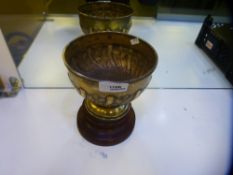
84;99;130;120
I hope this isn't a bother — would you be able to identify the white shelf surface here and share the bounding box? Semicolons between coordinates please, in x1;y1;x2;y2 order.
18;16;232;88
0;89;232;175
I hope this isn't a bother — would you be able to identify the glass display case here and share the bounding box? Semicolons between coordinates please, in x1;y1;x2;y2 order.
1;0;232;90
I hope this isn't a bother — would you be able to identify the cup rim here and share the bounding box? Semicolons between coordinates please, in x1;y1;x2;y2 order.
63;31;158;83
78;1;133;20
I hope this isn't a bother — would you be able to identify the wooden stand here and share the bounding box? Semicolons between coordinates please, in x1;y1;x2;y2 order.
77;102;135;146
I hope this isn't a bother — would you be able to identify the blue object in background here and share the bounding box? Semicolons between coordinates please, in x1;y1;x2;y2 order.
5;32;32;66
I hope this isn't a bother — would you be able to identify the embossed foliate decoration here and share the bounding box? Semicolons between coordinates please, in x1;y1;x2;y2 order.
78;2;133;34
64;32;158;120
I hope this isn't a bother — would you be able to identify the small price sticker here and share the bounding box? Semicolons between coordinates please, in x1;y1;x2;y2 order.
205;40;213;50
130;38;140;45
99;81;128;92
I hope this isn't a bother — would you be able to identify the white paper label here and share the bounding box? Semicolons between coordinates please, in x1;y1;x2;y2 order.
205;40;213;50
130;38;140;45
99;81;128;92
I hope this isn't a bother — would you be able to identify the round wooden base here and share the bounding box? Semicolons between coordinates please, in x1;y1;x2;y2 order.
77;102;135;146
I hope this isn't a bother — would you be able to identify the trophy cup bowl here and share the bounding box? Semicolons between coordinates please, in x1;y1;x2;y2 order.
64;32;158;146
78;1;133;34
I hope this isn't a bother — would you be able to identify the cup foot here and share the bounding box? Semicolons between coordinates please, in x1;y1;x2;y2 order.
77;101;135;146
